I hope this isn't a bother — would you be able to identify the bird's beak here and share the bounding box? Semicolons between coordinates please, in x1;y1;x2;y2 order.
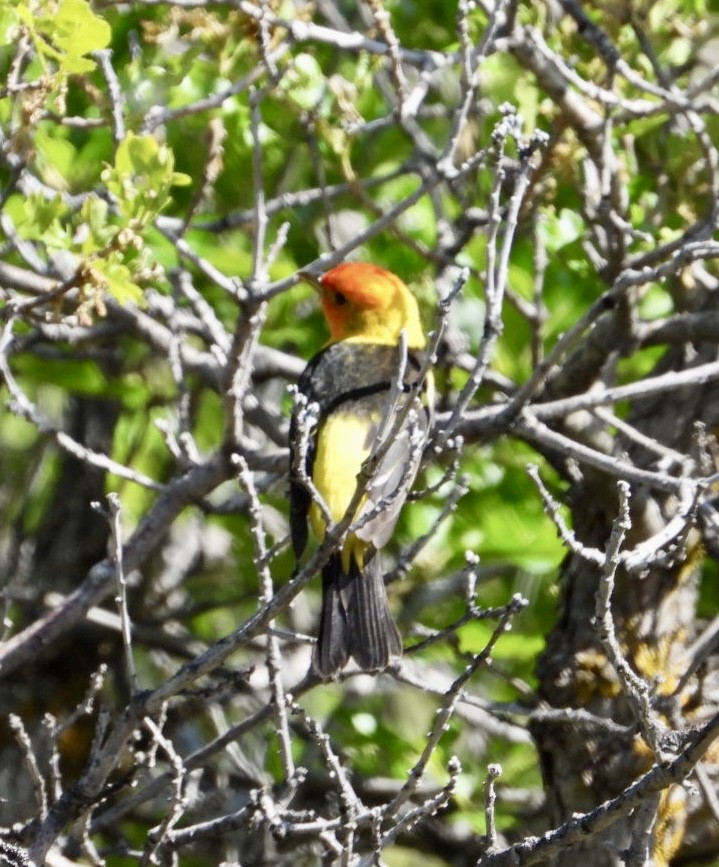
298;269;323;291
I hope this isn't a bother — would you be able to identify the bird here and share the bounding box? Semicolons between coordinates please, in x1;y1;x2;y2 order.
289;262;432;678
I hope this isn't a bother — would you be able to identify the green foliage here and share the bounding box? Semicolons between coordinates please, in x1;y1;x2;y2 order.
102;132;191;223
9;132;189;313
15;0;110;76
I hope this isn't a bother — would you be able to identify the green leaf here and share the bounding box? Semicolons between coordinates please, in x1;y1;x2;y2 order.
21;0;110;78
282;52;325;111
170;170;192;187
115;132;161;177
91;257;144;306
0;5;20;43
538;208;585;253
103;133;191;221
44;0;110;61
18;193;69;239
33;128;78;190
78;195;116;252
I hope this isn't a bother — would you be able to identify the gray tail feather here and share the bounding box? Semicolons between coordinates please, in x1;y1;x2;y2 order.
347;553;402;671
313;554;350;678
313;552;402;679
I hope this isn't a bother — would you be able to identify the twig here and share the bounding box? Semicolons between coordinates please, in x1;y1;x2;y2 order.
380;755;462;847
191;167;408;233
161;803;254;850
9;714;48;818
474;713;719;867
0;451;231;678
235;454;295;782
694;761;719;826
594;482;660;752
289;389;333;528
483;763;502;853
438;117;547;447
499;291;616;424
389;473;469;582
141;714;188;866
515;411;694;497
527;464;604;566
364;0;408;117
592;406;689;469
93;50;125;145
0;317;163;492
259;145;490;302
93;494;138;695
621;480;699;573
168;269;232;352
387;594;526;818
673;613;719;699
140;43;288;133
291;702;361;861
222;90;271;447
532;356;719;422
237;0;451;70
55;664;108;746
43;715;62;806
405;583;523;656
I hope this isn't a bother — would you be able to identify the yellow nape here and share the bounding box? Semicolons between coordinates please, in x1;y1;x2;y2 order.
342;301;426;349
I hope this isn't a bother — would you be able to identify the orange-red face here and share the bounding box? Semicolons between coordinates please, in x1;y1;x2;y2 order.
319;262;406;342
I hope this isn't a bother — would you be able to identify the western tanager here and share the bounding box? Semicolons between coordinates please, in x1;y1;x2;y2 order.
290;262;431;678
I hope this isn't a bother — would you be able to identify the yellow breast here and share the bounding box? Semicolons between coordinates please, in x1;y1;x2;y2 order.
309;410;379;570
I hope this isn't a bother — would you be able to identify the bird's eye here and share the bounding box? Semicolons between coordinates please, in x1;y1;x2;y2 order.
333;291;347;306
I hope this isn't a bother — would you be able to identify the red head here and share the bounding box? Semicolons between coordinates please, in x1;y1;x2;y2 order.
312;262;425;348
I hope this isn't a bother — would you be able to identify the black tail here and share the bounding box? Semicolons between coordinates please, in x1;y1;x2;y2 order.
313;551;402;679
